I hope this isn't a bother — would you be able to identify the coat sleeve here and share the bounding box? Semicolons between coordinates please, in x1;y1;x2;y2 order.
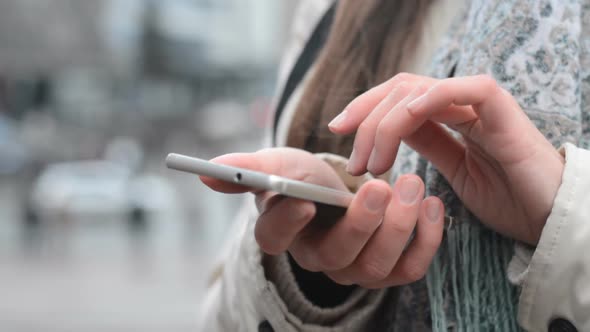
196;153;392;332
507;143;590;331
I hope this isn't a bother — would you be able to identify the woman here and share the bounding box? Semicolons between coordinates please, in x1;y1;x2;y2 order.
199;0;590;331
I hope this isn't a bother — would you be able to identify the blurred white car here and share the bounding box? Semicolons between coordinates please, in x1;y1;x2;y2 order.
27;160;177;225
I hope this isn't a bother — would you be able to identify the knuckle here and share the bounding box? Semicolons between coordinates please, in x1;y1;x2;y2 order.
393;72;413;83
289;248;321;272
357;259;390;282
375;121;392;140
479;74;500;92
389;218;415;235
347;219;378;239
416;84;430;94
316;249;348;271
357;120;376;136
391;81;415;96
399;81;415;93
478;73;496;84
430;81;448;95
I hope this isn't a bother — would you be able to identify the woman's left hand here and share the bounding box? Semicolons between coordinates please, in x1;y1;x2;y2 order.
329;74;565;245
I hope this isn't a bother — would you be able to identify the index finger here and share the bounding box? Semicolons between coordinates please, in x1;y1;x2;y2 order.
406;75;525;133
329;73;437;134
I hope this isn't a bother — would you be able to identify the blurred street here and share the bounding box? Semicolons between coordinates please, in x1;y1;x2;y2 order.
0;0;294;330
0;137;255;331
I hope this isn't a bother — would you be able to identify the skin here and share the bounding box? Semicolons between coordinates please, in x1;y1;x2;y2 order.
202;148;444;288
329;73;565;245
203;73;565;288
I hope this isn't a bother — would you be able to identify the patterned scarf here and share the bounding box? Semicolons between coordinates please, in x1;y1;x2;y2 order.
287;0;590;330
420;1;587;330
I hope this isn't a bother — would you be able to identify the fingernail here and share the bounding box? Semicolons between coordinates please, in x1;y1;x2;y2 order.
406;94;427;114
364;187;389;213
425;199;441;223
399;178;421;204
346;148;360;173
328;110;348;129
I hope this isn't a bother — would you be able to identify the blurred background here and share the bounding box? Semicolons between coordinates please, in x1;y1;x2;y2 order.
0;0;295;330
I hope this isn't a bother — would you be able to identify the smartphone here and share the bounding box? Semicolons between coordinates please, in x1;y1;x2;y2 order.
165;153;354;208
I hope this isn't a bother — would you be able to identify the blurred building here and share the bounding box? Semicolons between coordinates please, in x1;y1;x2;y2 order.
0;0;109;76
0;1;295;330
0;0;291;76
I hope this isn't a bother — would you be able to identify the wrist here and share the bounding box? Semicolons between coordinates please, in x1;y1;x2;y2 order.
528;147;566;244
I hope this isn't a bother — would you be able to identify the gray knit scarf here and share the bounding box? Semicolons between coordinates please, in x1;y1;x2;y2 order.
409;0;590;330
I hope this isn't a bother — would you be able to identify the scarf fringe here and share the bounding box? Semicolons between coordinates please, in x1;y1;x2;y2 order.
426;220;522;331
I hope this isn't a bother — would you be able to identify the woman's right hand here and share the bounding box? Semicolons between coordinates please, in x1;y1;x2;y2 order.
201;147;444;288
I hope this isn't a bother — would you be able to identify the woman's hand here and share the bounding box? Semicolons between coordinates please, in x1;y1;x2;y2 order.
202;147;444;288
329;74;565;245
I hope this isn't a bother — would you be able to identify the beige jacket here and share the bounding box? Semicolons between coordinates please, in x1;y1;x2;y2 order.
198;0;590;331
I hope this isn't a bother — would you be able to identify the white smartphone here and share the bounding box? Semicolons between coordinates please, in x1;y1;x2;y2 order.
165;153;354;208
